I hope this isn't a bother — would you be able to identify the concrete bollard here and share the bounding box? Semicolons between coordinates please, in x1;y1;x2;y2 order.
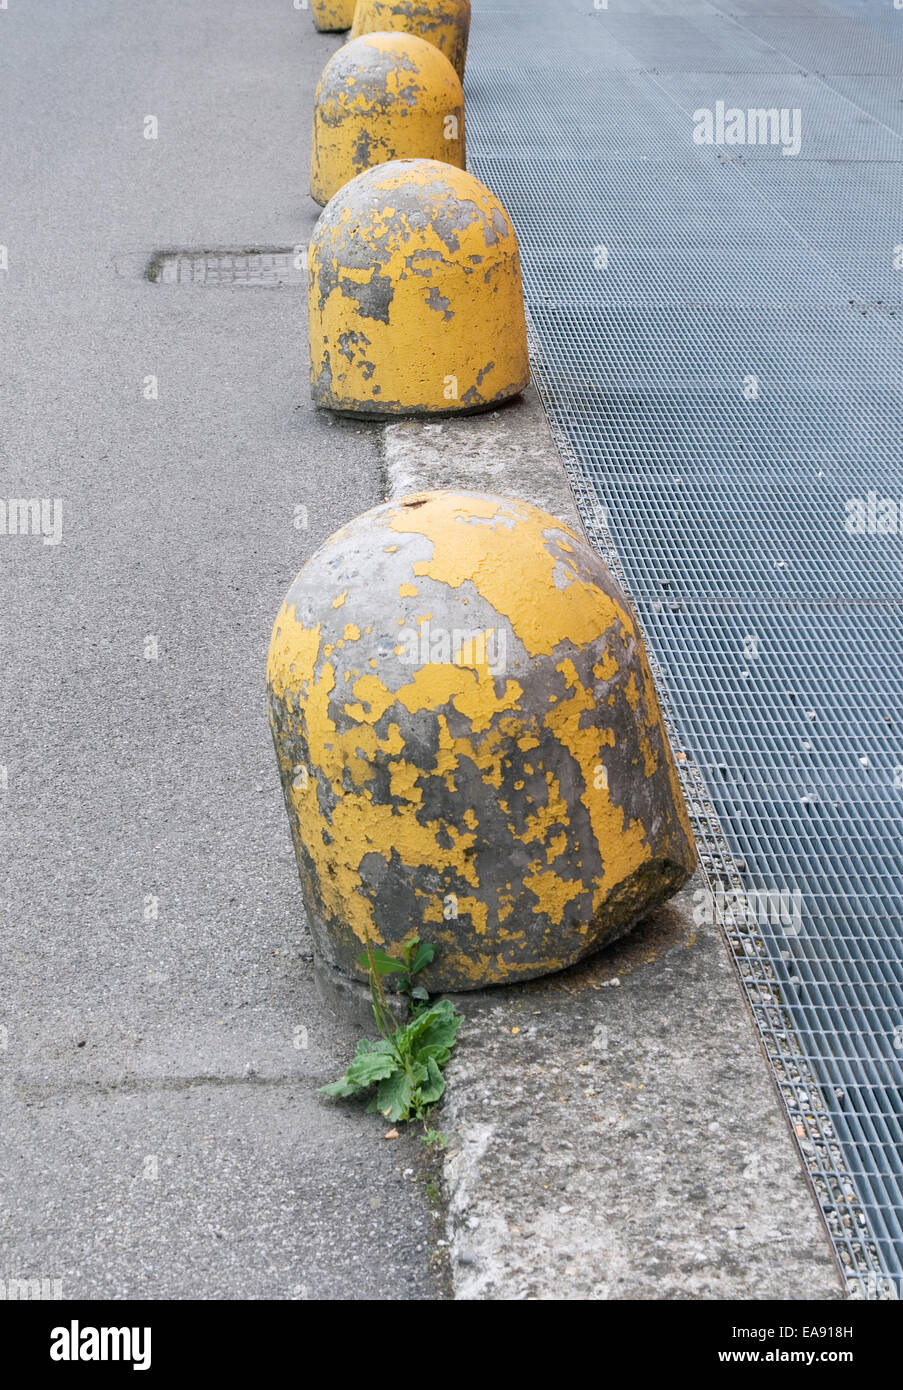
311;32;466;206
308;158;530;417
351;0;471;82
267;490;697;995
311;0;357;31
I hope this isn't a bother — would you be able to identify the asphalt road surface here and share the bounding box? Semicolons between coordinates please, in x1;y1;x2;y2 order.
0;0;448;1299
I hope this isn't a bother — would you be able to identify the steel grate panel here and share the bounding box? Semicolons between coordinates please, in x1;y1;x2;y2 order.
817;76;903;135
468;0;903;1292
529;304;903;386
738;162;903;304
647;71;903;160
572;14;806;72
521;247;857;306
463;14;640;70
532;379;903;605
474;159;798;249
464;70;710;161
724;1;823;13
481;155;903;304
726;15;903;75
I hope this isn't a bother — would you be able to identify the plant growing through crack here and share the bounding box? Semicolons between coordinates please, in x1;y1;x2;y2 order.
320;936;462;1129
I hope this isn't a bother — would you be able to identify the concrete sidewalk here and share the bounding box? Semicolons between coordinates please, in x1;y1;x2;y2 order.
0;0;446;1299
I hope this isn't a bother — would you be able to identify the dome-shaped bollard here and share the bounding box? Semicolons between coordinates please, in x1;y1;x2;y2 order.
311;0;356;31
311;33;465;206
351;0;471;81
308;158;530;417
267;491;697;994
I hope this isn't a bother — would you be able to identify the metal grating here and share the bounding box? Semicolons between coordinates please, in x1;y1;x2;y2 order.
147;249;304;286
467;0;903;1294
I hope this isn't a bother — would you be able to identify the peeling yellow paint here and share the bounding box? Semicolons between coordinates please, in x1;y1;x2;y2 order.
351;0;471;80
308;160;529;416
391;493;623;657
266;491;696;989
311;0;356;31
311;32;465;205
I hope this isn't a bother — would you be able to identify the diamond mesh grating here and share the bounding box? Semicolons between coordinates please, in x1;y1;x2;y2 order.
467;0;903;1292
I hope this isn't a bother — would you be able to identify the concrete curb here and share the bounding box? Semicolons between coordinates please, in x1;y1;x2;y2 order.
381;387;843;1300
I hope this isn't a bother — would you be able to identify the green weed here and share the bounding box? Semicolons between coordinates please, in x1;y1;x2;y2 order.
320;936;463;1126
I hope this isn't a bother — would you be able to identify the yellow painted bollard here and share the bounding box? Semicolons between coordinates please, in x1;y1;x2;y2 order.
308;158;530;416
311;33;465;206
311;0;356;31
266;491;697;994
351;0;471;82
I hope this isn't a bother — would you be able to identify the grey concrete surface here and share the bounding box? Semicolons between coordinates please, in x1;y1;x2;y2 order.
0;0;447;1299
442;877;843;1301
384;386;582;529
385;399;842;1300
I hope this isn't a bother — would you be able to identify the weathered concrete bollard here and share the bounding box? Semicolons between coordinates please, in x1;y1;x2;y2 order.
311;0;356;31
311;32;465;206
351;0;471;82
308;158;530;416
267;491;697;995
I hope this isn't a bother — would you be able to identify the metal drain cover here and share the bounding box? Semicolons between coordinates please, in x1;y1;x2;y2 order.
148;249;305;286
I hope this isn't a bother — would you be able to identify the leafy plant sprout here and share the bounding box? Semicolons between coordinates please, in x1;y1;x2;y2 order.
320;935;463;1132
